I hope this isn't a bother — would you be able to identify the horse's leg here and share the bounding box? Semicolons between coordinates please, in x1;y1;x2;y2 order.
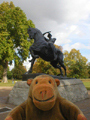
50;62;63;76
29;47;39;59
57;51;67;76
59;61;67;76
28;58;36;73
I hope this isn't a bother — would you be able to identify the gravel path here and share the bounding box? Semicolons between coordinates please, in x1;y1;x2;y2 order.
0;87;90;120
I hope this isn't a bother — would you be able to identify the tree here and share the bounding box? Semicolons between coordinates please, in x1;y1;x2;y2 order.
12;64;27;79
32;58;60;75
7;68;13;79
87;62;90;78
0;65;4;79
0;2;35;82
0;65;13;79
64;49;89;78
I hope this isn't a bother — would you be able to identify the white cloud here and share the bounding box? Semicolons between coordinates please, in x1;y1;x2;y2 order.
63;42;90;52
0;0;90;62
54;25;83;45
63;0;90;22
1;0;90;36
9;58;31;71
23;58;32;71
1;0;90;30
71;43;90;50
55;32;71;45
8;63;14;71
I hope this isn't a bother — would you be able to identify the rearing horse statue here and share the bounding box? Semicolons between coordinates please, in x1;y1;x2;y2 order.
28;27;66;76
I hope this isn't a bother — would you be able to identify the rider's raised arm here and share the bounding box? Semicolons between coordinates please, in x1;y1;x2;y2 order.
43;32;47;36
44;37;49;42
43;31;51;36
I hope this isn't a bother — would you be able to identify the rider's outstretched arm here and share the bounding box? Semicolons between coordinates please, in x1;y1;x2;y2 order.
43;31;51;35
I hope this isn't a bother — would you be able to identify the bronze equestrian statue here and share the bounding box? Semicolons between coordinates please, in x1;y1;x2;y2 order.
28;27;66;76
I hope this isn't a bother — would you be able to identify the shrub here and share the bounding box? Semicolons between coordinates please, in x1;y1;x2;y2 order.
12;65;27;79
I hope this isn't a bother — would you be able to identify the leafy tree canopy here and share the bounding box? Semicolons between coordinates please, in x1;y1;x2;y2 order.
32;48;89;78
64;49;89;78
12;64;27;79
87;62;90;78
32;58;60;75
0;65;4;79
0;2;35;82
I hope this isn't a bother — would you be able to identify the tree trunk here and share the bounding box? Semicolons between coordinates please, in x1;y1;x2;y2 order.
2;61;8;83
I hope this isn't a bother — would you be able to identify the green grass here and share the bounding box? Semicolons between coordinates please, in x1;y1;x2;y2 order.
0;79;90;90
81;79;90;82
82;81;90;90
0;80;21;87
80;79;90;90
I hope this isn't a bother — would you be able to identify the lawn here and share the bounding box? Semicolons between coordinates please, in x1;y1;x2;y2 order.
0;80;21;87
82;81;90;90
0;79;90;90
81;79;90;90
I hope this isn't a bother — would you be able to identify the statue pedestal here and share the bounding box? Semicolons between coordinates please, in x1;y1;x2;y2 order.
22;73;75;81
7;78;89;106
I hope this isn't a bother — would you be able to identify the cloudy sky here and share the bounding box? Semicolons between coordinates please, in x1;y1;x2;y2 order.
0;0;90;69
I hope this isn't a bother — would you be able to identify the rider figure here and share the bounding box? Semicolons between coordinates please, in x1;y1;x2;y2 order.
43;32;56;44
43;32;57;60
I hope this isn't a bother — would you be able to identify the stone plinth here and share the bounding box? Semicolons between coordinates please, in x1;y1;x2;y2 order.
22;73;74;81
7;79;89;105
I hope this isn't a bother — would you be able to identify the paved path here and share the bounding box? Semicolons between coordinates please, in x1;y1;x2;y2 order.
0;87;90;120
75;90;90;120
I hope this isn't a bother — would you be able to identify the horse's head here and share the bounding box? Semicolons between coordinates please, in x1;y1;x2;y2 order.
28;27;37;39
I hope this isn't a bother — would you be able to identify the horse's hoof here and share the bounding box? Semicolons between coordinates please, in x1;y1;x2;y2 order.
60;75;63;78
27;70;32;73
57;74;63;77
57;74;61;76
24;72;28;74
